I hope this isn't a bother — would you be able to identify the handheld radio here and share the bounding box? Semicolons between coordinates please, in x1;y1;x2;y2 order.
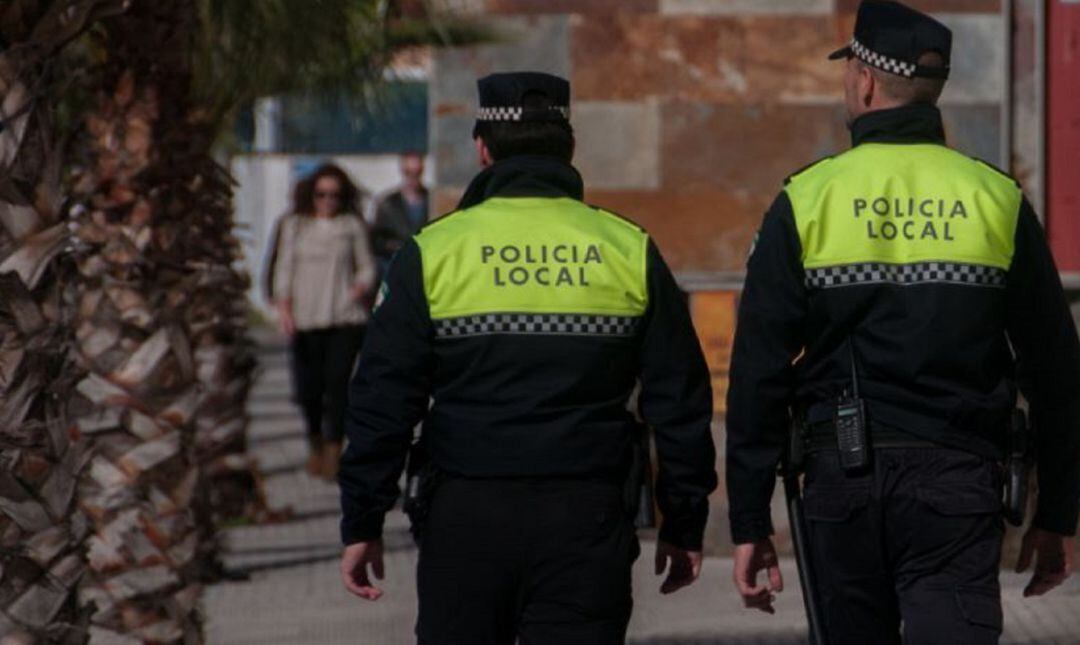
835;341;870;471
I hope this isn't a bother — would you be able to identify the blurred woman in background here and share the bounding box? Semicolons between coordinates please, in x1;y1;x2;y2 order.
273;164;376;480
262;175;312;302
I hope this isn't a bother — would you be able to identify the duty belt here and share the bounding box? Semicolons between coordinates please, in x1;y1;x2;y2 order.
804;423;939;453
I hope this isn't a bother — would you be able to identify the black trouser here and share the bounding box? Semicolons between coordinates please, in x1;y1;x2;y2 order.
289;325;365;446
803;447;1004;644
416;477;639;645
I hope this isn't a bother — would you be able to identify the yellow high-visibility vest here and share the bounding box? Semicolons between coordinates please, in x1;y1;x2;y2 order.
414;196;650;337
784;143;1022;288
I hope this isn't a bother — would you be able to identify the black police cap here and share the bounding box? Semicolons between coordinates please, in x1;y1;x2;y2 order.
475;72;571;124
829;0;952;80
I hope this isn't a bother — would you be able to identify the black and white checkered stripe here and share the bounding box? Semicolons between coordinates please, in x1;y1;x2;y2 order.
850;39;917;78
476;106;523;121
805;262;1007;289
434;313;640;339
476;105;570;122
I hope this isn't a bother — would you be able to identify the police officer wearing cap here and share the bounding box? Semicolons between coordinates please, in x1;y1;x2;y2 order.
726;1;1080;642
338;71;718;643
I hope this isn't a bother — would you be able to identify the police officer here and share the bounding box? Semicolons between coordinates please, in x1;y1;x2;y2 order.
726;2;1080;642
338;72;718;644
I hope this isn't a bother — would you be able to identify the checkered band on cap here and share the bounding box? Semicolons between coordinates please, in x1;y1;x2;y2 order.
434;313;640;339
476;105;570;122
850;38;917;78
805;261;1007;290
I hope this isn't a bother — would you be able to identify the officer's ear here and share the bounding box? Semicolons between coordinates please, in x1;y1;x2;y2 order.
474;136;495;168
856;61;876;109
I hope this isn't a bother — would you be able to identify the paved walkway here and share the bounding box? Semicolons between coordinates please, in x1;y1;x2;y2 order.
203;339;1080;644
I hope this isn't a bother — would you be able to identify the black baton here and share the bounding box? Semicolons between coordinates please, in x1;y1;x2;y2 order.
782;463;829;645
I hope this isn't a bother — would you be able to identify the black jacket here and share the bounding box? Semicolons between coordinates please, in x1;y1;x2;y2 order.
726;105;1080;543
340;156;718;550
370;187;430;263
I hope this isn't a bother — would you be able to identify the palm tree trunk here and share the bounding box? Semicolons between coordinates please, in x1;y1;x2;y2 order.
68;1;223;640
0;2;127;642
1;0;469;640
0;80;88;642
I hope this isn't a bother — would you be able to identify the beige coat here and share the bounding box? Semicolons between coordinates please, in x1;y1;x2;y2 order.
273;214;377;330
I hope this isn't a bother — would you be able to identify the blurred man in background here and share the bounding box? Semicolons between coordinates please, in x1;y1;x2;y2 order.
369;152;429;276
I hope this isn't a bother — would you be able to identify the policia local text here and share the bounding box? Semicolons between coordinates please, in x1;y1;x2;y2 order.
855;196;968;241
481;244;602;287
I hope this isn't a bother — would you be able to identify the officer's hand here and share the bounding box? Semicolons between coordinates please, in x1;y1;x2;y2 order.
1016;527;1075;597
341;540;385;601
655;541;703;595
733;539;783;614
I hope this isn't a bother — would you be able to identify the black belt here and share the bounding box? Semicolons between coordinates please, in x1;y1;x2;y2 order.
804;425;939;453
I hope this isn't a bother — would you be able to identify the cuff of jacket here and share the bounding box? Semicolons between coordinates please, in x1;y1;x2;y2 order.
658;514;708;551
1033;499;1079;537
730;510;774;545
341;513;385;545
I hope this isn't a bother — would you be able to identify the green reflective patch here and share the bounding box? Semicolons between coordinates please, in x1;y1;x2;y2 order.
373;282;389;312
747;230;760;262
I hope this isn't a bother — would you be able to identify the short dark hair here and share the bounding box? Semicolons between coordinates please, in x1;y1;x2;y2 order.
866;51;948;106
471;90;575;163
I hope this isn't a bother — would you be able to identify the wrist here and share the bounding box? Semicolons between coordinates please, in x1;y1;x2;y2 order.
734;537;773;548
1031;520;1077;538
344;537;382;548
659;521;704;551
1033;504;1079;537
729;510;774;545
341;515;385;545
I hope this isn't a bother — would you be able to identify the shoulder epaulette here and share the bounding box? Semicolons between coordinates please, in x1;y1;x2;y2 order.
586;204;647;234
972;157;1022;189
416;208;468;236
784;155;836;186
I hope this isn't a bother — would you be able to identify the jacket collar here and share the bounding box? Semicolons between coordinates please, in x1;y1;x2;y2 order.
457;155;584;210
850;103;947;147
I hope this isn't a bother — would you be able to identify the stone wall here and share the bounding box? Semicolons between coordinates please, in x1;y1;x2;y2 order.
429;0;1010;553
431;0;1008;277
